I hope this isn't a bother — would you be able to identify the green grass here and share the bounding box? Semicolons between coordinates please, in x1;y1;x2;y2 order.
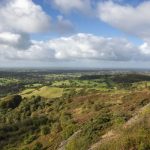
0;78;18;86
21;86;63;99
52;80;71;86
25;83;43;88
21;88;36;95
52;79;109;89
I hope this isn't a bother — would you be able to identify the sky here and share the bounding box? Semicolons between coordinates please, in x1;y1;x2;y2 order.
1;0;150;68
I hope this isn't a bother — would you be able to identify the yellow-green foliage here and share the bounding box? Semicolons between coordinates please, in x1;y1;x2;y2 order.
1;73;150;150
21;86;63;98
21;89;35;95
52;80;71;86
66;136;88;150
0;78;18;86
99;110;150;150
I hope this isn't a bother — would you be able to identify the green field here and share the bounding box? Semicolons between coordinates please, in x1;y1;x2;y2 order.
0;78;18;86
21;86;63;99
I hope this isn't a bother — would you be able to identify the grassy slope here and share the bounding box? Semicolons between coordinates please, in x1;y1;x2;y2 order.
16;89;150;150
1;75;150;150
20;86;63;99
94;103;150;150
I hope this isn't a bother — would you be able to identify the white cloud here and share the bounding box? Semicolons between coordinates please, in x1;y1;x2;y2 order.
52;15;75;34
97;1;150;62
49;33;140;61
15;41;55;61
0;0;53;61
98;1;150;39
0;32;21;46
0;0;75;38
140;42;150;56
0;0;150;66
0;0;78;64
0;0;51;33
50;0;92;14
0;40;55;61
0;33;147;62
0;32;31;49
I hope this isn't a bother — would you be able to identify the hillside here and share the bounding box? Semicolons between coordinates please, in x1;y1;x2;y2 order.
0;71;150;150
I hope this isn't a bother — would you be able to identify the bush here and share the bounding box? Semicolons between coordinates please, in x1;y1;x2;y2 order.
138;142;150;150
93;102;103;111
0;95;22;109
32;142;43;150
24;134;37;144
61;124;76;140
60;112;73;128
41;126;50;135
51;122;62;133
22;147;30;150
66;136;89;150
82;114;112;143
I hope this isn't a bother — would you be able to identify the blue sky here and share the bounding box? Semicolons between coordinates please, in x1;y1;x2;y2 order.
0;0;150;68
32;0;143;45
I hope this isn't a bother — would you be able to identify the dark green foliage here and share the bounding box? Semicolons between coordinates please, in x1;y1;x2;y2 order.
0;95;22;109
66;114;112;150
41;125;50;135
22;147;30;150
82;114;112;141
112;74;150;83
0;116;49;149
140;98;150;106
61;124;77;140
32;142;43;150
24;134;37;144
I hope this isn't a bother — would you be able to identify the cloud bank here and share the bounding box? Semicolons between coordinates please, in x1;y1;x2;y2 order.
1;0;150;67
0;0;51;33
0;33;149;62
98;1;150;39
97;0;150;61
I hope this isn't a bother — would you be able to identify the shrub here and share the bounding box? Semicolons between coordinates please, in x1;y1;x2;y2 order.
66;136;89;150
51;122;62;133
21;147;30;150
24;134;37;144
138;142;150;150
0;95;22;109
32;142;43;150
61;124;76;140
93;102;103;111
41;126;50;135
60;112;73;128
82;114;112;143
